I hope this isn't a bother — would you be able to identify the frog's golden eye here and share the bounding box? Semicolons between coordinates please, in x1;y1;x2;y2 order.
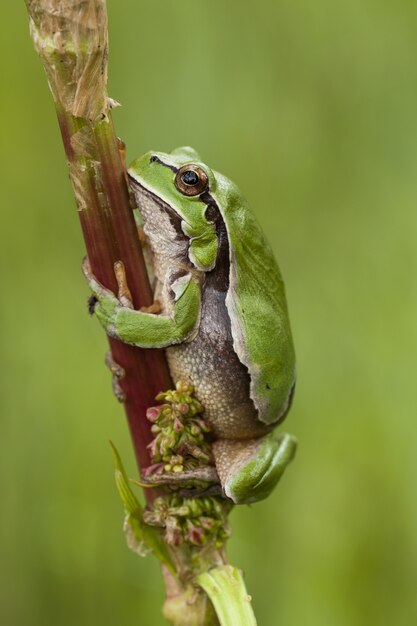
175;164;208;196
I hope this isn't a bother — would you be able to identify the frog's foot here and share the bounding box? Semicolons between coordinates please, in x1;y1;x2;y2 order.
105;351;126;403
83;255;201;348
83;257;135;311
115;260;161;313
141;465;219;484
83;257;151;326
140;466;221;497
213;433;297;505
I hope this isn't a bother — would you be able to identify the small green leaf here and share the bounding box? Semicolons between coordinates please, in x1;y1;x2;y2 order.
110;441;142;515
109;441;176;573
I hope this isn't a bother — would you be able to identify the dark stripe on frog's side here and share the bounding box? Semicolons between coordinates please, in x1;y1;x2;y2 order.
199;191;229;290
167;192;264;440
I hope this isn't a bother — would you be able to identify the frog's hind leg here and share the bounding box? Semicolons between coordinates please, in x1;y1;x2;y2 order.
213;433;297;505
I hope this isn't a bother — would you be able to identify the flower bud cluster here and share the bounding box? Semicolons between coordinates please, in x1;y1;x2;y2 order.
144;380;213;476
142;381;231;548
144;494;231;548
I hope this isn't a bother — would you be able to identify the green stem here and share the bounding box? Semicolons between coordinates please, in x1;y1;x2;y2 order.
197;566;257;626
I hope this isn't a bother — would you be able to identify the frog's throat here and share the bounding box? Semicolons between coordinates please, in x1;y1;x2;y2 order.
129;178;185;237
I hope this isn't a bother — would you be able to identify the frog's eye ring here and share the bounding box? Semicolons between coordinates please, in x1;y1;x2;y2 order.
175;164;208;196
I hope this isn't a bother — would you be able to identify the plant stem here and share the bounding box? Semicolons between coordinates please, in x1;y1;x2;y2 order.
197;566;257;626
25;0;172;498
24;3;259;625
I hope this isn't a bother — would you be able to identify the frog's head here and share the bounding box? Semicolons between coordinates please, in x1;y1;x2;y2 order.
128;147;220;271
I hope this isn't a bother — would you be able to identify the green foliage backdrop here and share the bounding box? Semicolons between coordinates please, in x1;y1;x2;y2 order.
1;2;416;625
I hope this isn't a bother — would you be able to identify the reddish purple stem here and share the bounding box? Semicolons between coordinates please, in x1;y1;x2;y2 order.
56;109;172;503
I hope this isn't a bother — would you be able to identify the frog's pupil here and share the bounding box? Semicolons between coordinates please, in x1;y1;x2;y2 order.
182;170;199;186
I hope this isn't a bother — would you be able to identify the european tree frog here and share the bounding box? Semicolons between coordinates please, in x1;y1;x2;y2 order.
84;147;297;504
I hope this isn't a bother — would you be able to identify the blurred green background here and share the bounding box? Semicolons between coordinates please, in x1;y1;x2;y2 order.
1;2;416;625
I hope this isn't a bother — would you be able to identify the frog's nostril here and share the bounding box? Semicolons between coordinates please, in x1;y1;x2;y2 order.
150;155;158;163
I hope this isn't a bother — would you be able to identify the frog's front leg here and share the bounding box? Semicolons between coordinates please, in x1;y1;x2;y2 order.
213;433;298;505
83;258;201;348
